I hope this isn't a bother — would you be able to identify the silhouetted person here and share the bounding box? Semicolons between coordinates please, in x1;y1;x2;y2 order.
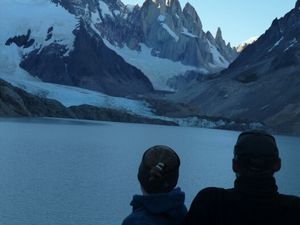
122;145;187;225
184;130;300;225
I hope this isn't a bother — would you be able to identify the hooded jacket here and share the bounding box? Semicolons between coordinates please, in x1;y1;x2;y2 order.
122;187;187;225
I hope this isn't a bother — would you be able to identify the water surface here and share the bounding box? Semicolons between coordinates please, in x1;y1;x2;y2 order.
0;118;299;225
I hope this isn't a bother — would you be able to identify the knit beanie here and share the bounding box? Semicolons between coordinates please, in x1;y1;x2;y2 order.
138;145;180;194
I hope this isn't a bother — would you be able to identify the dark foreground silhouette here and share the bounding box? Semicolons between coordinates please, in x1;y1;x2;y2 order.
184;130;300;225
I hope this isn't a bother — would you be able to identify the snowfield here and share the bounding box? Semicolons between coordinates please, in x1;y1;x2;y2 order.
0;0;77;56
102;39;207;91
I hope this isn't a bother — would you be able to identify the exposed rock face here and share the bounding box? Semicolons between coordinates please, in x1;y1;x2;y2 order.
138;0;237;69
19;21;154;97
170;3;300;135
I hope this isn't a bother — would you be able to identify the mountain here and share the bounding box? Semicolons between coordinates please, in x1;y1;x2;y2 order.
19;20;154;96
170;1;300;135
51;0;237;89
236;36;258;53
1;0;153;97
1;0;238;93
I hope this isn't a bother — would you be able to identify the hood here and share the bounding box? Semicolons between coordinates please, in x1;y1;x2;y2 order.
130;187;186;217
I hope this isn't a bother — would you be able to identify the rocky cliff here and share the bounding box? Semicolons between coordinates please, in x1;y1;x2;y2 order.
170;1;300;135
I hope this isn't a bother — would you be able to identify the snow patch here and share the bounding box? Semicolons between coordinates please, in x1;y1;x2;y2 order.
91;11;102;24
158;15;166;22
181;27;198;38
268;36;284;52
161;23;179;41
0;0;77;77
102;39;207;90
236;36;258;53
284;38;298;52
113;10;121;16
99;0;113;18
0;0;77;56
207;40;229;68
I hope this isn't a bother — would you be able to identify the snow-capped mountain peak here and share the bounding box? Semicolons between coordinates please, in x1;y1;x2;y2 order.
236;36;259;53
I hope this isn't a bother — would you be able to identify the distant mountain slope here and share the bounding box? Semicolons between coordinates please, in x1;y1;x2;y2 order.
171;1;300;135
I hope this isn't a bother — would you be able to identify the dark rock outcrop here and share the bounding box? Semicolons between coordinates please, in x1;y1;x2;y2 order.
5;29;35;48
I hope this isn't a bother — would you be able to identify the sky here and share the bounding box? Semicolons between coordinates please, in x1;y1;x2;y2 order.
122;0;296;46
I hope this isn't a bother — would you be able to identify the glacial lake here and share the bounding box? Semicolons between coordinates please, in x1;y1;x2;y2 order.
0;118;299;225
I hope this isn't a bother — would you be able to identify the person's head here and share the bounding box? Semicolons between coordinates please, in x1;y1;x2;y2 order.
138;145;180;194
232;130;281;177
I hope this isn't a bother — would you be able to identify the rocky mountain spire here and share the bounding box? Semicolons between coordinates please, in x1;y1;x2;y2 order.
183;2;202;30
215;27;227;48
215;27;223;43
182;2;203;36
214;27;237;62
